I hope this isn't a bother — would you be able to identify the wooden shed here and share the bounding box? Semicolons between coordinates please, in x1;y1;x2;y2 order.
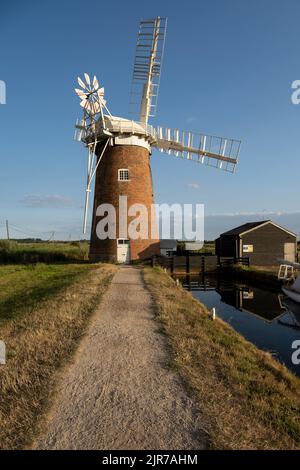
160;239;177;257
215;220;297;266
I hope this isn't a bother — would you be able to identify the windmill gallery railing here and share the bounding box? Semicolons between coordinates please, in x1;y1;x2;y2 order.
75;117;241;173
75;118;157;144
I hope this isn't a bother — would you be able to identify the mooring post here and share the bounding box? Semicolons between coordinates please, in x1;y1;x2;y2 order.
201;256;205;275
171;256;174;274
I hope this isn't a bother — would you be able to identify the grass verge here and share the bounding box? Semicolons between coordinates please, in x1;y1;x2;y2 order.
143;266;300;449
0;263;117;449
0;240;89;263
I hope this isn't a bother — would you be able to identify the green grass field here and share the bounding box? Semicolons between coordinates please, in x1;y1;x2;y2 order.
0;262;117;449
0;239;116;449
0;240;99;324
176;240;216;254
0;240;89;264
0;263;94;323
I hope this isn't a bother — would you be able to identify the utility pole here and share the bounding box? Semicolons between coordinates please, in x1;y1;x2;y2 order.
6;220;9;240
47;231;55;242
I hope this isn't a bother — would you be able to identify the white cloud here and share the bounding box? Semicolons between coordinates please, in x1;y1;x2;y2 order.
187;182;200;190
207;210;300;217
204;211;300;239
19;194;73;208
186;116;197;123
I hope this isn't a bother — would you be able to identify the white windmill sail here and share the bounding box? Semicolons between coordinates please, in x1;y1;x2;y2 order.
129;17;167;124
154;126;241;173
84;73;91;86
74;73;113;233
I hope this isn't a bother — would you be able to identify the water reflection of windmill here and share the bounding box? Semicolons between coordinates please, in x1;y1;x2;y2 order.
74;17;242;263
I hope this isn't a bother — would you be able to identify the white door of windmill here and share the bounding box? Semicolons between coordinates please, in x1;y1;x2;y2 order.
117;239;130;264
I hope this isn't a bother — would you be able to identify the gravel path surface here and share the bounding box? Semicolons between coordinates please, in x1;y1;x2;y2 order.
34;266;206;450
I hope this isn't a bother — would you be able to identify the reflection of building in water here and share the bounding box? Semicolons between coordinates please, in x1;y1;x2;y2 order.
218;285;285;322
182;275;285;322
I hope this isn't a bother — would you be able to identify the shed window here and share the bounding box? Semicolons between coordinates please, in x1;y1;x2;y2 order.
118;169;129;181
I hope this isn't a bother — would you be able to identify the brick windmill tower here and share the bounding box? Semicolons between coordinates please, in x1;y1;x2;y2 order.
75;17;241;263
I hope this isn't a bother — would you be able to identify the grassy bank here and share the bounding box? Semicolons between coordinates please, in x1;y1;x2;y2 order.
0;263;94;323
0;263;117;449
0;240;89;264
144;267;300;449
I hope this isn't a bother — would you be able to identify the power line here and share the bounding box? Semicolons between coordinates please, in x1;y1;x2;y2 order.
0;222;87;240
8;224;54;236
10;224;52;234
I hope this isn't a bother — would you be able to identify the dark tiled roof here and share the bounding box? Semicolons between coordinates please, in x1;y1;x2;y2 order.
160;239;177;249
221;220;270;236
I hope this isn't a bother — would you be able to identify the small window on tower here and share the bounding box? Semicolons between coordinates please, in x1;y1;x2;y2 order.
118;169;129;181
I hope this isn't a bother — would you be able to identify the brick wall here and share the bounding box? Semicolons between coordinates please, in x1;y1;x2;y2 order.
89;142;160;262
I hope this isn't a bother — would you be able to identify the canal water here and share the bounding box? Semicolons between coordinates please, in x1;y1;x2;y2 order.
181;275;300;377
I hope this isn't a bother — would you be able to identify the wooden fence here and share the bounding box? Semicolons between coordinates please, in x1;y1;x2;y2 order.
151;254;250;274
152;254;218;274
218;257;250;268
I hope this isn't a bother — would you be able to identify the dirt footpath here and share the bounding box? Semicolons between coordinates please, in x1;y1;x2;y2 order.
34;266;206;450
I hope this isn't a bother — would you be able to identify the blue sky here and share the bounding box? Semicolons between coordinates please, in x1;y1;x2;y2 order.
0;0;299;240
